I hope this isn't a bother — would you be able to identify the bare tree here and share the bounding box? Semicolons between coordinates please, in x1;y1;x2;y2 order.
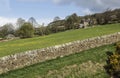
16;18;25;28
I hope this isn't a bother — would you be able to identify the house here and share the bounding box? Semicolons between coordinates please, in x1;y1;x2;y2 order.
83;21;89;28
79;24;84;28
79;19;89;28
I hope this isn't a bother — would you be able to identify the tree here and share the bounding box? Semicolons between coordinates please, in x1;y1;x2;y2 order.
115;9;120;22
48;19;66;33
28;17;39;27
16;18;25;28
53;16;60;21
45;26;51;35
65;13;80;29
103;10;112;24
0;23;14;38
35;26;46;36
35;26;51;36
0;26;8;38
17;22;34;38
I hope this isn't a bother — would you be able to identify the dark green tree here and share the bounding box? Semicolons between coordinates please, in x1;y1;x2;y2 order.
65;13;80;30
17;22;34;38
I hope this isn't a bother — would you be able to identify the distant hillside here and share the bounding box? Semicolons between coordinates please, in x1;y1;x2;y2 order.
46;9;120;35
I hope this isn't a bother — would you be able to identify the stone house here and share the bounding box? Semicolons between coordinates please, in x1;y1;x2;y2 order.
79;19;89;28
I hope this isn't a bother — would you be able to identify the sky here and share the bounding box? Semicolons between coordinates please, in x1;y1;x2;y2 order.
0;0;120;26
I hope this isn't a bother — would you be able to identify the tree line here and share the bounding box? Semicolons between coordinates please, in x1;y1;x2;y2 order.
0;8;120;39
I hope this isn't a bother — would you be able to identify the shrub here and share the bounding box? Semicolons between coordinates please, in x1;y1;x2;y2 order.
116;42;120;54
104;42;120;78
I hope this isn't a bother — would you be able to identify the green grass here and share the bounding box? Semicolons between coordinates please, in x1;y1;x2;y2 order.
0;23;120;57
0;44;116;78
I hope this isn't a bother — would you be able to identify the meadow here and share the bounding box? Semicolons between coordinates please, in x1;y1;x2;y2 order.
0;44;115;78
0;23;120;57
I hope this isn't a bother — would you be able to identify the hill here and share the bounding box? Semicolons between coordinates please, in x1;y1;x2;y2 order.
0;23;120;57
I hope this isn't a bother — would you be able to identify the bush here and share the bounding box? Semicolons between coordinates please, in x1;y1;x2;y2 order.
104;42;120;78
116;42;120;54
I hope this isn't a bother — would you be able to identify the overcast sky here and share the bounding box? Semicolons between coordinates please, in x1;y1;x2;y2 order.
0;0;120;26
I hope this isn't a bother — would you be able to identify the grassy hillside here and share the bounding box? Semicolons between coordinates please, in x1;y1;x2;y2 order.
0;23;120;57
0;44;115;78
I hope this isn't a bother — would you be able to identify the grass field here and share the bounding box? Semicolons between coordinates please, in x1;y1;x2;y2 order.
0;44;116;78
0;23;120;57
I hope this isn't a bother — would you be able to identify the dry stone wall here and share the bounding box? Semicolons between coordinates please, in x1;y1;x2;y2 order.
0;32;120;74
